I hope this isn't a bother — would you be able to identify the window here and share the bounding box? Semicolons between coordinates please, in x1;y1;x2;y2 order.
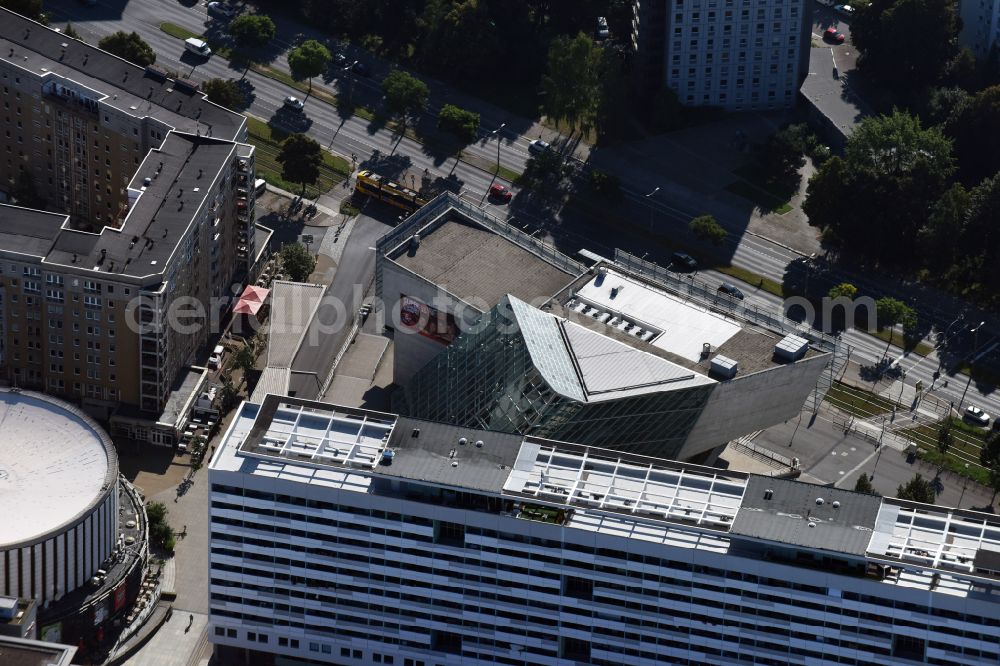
342;648;351;657
215;627;225;636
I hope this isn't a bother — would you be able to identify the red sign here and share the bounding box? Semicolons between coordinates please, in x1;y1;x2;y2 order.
399;295;457;345
114;581;127;611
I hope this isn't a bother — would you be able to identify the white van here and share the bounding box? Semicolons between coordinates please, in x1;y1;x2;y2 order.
208;344;225;369
254;178;267;197
184;38;212;57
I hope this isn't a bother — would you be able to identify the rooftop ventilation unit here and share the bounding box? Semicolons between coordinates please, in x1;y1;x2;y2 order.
774;334;809;362
710;355;738;379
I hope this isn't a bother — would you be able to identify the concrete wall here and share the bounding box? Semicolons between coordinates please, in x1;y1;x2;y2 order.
379;261;485;385
679;351;829;459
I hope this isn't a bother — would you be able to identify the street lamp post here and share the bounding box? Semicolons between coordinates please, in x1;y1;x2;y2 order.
959;321;986;409
644;186;660;231
491;123;506;176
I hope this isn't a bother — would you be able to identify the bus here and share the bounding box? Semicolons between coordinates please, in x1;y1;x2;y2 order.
354;170;428;214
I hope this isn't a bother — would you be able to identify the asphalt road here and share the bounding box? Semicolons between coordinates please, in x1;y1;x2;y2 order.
45;0;1000;413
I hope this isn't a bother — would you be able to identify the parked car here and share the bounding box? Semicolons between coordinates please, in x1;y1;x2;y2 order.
834;4;855;15
184;38;212;58
595;16;610;40
207;2;238;19
488;183;513;202
351;60;370;76
671;252;698;271
964;405;991;426
823;27;846;43
283;96;304;111
528;139;551;155
208;345;225;370
717;282;745;300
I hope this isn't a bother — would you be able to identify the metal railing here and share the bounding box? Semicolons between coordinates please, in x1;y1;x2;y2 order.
613;249;840;351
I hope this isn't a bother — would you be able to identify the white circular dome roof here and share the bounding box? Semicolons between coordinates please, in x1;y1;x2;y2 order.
0;392;116;546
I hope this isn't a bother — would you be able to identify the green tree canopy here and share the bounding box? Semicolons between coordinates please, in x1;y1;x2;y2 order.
287;39;331;90
875;297;918;341
804;111;954;264
761;126;808;186
945;85;1000;186
280;243;317;282
689;215;728;246
381;70;429;122
851;0;958;91
854;473;878;495
202;79;244;111
541;32;602;134
438;104;480;143
98;31;156;67
827;283;858;300
418;0;500;84
277;133;323;193
517;149;572;198
230;14;276;51
895;473;936;503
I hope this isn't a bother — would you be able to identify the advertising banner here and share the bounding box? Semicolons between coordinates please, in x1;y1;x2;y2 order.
399;295;458;345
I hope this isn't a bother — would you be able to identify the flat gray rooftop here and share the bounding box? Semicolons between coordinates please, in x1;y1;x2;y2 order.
0;9;243;140
731;476;882;556
379;417;524;493
34;132;237;279
390;215;577;310
0;206;67;257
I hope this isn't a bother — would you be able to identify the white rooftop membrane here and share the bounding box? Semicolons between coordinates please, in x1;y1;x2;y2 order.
574;269;742;362
0;392;114;546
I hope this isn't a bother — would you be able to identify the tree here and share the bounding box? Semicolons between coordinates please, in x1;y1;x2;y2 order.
231;343;256;377
875;297;918;345
287;39;331;91
854;473;878;495
851;0;958;91
0;0;42;17
689;215;728;245
202;79;244;111
828;283;858;300
896;473;936;503
918;183;969;271
980;431;1000;503
276;133;323;194
98;31;156;67
438;104;480;143
804;111;954;264
516;148;573;198
589;169;623;202
418;0;501;84
146;501;175;551
761;126;808;186
541;33;602;135
936;421;954;473
63;23;81;41
381;70;429;123
229;14;276;51
146;501;168;524
946;85;1000;186
219;379;240;414
280;242;317;282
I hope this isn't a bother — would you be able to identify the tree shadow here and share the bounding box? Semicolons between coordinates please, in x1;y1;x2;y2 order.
360;150;412;181
268;109;313;134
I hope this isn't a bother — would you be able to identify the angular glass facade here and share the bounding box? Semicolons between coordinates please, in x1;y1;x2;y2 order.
402;298;715;459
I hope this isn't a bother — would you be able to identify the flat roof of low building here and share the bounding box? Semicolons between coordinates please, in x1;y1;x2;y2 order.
0;390;116;547
0;9;244;140
0;635;76;666
388;213;578;310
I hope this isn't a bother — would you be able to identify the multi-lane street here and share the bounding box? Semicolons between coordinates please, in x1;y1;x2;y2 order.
47;0;1000;417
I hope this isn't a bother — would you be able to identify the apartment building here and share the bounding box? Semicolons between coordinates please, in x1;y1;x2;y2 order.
631;0;812;109
208;395;1000;666
959;0;1000;59
0;10;261;437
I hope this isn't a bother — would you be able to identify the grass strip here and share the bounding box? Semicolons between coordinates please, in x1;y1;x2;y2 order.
245;116;350;198
823;380;898;418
